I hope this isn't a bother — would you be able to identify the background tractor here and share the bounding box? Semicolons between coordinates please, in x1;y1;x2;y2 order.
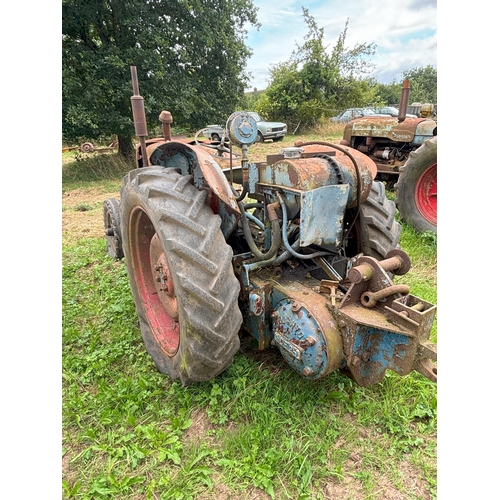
339;80;437;233
103;67;437;388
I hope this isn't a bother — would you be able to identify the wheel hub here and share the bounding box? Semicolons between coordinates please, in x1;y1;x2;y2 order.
150;235;178;320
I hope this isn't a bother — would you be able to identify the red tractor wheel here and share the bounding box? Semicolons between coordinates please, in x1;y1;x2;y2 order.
415;163;437;225
395;137;437;233
120;167;242;385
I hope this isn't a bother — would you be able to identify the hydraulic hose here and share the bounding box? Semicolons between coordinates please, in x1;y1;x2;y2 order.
233;187;282;261
235;182;248;202
245;211;265;230
244;203;264;210
277;194;332;260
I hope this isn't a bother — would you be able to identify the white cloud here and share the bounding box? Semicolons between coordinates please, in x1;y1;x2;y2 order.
245;0;437;89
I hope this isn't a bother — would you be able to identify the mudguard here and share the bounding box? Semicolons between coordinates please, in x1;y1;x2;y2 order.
142;140;241;215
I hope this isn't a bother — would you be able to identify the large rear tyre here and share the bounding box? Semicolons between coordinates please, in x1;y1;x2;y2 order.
354;180;401;260
395;137;437;233
103;198;124;259
120;167;242;385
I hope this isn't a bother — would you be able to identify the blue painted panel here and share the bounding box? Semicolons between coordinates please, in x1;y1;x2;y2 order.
352;326;411;378
299;185;349;246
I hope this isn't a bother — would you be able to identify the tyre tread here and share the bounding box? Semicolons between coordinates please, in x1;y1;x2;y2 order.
358;180;401;260
120;167;242;385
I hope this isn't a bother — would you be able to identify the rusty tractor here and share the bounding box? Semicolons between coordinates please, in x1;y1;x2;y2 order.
103;67;437;388
339;80;437;233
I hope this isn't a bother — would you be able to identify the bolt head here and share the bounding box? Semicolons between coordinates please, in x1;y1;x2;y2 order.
351;356;361;367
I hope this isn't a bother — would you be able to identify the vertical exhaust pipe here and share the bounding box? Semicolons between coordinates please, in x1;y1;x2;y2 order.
130;66;149;167
398;79;411;122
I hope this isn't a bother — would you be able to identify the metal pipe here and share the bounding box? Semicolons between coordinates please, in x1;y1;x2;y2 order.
398;80;411;123
159;110;172;142
361;285;410;308
229;142;234;185
130;66;149;167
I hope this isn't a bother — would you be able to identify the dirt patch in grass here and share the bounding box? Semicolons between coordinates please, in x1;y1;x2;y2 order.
182;408;216;446
62;187;120;244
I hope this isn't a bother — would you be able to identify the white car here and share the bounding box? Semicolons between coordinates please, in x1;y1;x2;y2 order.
202;125;225;142
202;112;287;143
246;112;287;142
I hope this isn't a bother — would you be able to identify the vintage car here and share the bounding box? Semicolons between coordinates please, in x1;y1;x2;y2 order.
203;112;287;143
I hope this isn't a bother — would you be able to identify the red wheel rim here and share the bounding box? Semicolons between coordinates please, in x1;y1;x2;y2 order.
129;207;180;355
415;163;437;226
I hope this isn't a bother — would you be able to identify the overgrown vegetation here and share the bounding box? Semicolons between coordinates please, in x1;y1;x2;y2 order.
62;139;437;499
62;151;132;185
63;2;437;151
241;11;436;132
62;0;259;154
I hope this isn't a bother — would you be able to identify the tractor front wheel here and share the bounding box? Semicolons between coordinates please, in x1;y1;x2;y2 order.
395;137;437;233
103;198;124;259
120;167;242;385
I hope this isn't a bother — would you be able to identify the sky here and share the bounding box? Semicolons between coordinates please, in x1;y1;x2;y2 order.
244;0;437;91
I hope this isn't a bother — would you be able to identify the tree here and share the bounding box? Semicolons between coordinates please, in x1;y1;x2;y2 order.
62;0;258;155
375;80;404;106
402;66;437;104
262;10;377;129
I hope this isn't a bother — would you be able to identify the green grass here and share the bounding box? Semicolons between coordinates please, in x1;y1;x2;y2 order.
62;137;437;500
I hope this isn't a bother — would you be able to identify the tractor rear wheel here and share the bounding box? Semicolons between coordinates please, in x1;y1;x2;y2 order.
395;137;437;233
120;167;242;385
349;180;401;261
103;198;124;259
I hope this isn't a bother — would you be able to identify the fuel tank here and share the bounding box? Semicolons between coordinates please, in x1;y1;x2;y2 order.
258;145;376;208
